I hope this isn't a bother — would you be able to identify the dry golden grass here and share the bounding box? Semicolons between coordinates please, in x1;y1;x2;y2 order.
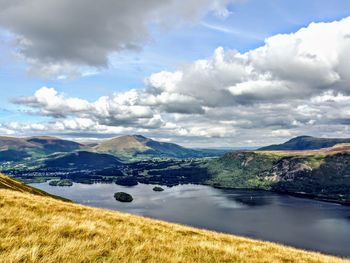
0;174;69;201
0;188;349;263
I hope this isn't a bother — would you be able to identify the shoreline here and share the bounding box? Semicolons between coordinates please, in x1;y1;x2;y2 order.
209;184;350;206
27;176;350;206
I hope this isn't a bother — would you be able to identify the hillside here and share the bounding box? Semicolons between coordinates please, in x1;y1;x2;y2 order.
93;135;209;159
0;173;68;201
26;136;82;153
0;188;347;262
0;136;82;162
43;151;122;170
259;136;350;151
0;136;36;150
207;145;350;204
254;143;350;157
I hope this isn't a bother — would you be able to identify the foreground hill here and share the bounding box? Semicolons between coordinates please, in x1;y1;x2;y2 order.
259;136;350;151
0;187;346;262
207;144;350;204
93;134;211;159
0;173;68;201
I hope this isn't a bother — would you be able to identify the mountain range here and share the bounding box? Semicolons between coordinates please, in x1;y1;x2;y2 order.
0;134;221;163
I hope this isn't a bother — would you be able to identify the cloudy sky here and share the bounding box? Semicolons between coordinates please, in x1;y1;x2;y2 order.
1;0;350;147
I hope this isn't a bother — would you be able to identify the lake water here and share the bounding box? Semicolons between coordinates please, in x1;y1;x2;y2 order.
30;182;350;257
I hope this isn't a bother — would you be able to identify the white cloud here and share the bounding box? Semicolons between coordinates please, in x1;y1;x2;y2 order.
145;71;183;93
13;87;92;117
271;130;293;137
7;16;350;146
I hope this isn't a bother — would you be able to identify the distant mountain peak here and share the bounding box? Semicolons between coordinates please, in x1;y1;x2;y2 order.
93;134;213;158
259;136;350;151
119;134;150;142
290;135;312;139
131;134;147;139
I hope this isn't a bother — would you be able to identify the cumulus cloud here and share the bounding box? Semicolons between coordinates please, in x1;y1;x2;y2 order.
0;0;232;78
8;16;350;146
13;87;164;129
13;87;92;117
146;16;350;106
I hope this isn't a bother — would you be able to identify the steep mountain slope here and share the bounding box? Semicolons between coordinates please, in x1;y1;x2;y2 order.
94;135;209;158
207;145;350;204
0;188;346;262
259;136;350;151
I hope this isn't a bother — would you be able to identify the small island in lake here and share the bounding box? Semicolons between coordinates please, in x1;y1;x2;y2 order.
49;179;73;187
153;186;164;192
114;192;133;202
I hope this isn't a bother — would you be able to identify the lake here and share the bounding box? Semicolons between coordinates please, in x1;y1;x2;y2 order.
30;182;350;257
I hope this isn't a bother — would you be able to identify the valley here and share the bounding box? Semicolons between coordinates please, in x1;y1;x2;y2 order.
2;135;350;205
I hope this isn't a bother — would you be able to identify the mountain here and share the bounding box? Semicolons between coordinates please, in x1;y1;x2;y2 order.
0;136;82;152
0;136;82;162
258;136;350;151
0;181;343;262
207;145;350;204
0;136;36;150
93;135;211;158
26;136;82;153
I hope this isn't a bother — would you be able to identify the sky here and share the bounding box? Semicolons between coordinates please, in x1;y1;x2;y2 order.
1;0;350;147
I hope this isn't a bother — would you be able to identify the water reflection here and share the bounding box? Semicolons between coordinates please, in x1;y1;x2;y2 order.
225;191;272;206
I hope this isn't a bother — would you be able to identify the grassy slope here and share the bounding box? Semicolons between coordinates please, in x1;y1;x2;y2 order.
256;143;350;157
0;173;69;202
0;189;348;263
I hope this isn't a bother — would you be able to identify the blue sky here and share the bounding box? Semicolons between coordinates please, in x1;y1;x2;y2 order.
1;0;350;146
